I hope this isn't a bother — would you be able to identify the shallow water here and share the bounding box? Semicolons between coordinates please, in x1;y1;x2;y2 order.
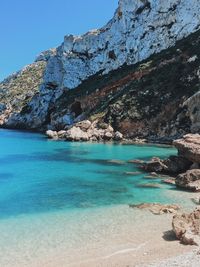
0;129;196;267
0;129;177;219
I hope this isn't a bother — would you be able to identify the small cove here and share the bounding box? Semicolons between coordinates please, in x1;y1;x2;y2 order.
0;129;197;267
0;129;178;219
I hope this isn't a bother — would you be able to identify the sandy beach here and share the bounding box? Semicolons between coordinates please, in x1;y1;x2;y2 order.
0;188;198;267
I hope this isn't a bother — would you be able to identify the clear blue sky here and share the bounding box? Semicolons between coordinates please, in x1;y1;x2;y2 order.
0;0;118;81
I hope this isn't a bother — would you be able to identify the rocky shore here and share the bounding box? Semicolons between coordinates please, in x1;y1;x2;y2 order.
138;134;200;247
144;134;200;192
46;120;123;142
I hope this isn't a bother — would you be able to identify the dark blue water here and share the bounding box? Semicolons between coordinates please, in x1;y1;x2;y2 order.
0;129;176;219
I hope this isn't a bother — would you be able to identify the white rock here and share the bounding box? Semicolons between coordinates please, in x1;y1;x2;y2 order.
46;130;58;139
7;0;200;129
104;132;113;140
57;130;67;138
65;127;89;141
75;120;92;131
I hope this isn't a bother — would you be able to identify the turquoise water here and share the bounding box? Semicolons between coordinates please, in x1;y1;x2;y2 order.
0;129;177;219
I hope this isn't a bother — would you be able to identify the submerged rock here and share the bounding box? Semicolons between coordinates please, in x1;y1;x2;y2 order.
107;159;125;165
143;175;160;179
128;159;145;164
172;208;200;245
137;183;162;189
162;179;176;185
130;203;180;215
176;169;200;191
124;171;142;176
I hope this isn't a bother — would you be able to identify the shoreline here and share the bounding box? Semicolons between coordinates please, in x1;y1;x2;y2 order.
0;128;199;266
0;126;175;147
0;197;198;267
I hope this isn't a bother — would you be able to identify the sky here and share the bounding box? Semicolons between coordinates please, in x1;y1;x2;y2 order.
0;0;118;81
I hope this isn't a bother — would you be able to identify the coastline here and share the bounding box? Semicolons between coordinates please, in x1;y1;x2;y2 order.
0;128;199;267
0;195;198;267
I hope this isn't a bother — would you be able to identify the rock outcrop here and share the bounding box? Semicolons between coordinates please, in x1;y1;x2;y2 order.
172;208;200;245
1;0;200;139
174;134;200;164
143;134;200;191
183;92;200;133
46;120;123;142
130;203;180;215
143;156;192;174
175;169;200;191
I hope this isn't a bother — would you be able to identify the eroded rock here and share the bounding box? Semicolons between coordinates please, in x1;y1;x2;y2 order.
173;134;200;164
45;120;123;142
143;156;192;174
176;169;200;191
46;130;58;139
172;208;200;245
130;203;180;215
65;127;89;141
75;120;91;131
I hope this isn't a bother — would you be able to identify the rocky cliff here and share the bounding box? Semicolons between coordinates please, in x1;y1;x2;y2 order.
1;0;200;141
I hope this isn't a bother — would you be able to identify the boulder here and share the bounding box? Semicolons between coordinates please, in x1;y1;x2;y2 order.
164;155;192;173
65;126;89;141
173;134;200;164
46;130;58;139
143;156;192;174
113;131;123;141
75;120;92;131
143;157;167;173
57;130;67;138
97;122;110;130
130;203;180;215
176;169;200;191
172;208;200;245
103;131;113;140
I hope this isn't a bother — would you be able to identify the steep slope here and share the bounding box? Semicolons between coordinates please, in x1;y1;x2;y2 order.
1;0;200;141
47;29;200;142
0;61;46;125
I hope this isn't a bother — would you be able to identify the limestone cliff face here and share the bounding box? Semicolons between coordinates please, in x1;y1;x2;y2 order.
1;0;200;138
46;0;200;90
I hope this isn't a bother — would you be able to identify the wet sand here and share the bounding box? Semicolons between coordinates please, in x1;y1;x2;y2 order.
0;189;198;267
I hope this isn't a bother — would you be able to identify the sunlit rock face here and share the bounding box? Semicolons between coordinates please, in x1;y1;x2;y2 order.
4;0;200;129
47;0;200;90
